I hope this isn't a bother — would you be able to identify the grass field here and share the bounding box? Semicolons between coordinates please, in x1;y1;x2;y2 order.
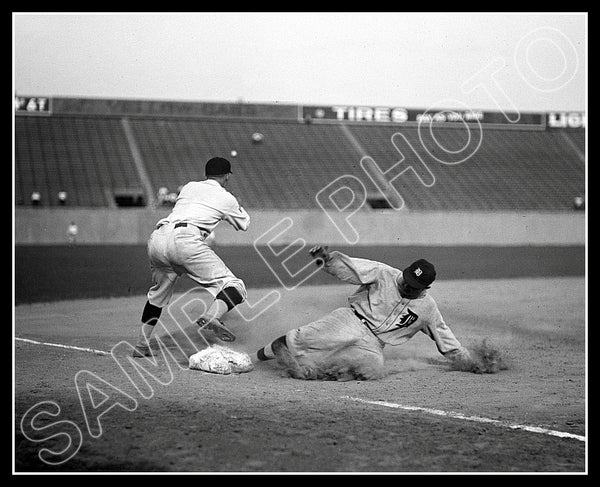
14;277;586;473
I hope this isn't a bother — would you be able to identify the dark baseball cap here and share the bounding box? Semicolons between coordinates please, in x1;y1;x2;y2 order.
402;259;436;289
205;157;232;177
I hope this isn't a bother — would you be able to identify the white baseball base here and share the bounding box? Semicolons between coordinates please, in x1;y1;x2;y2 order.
189;344;254;375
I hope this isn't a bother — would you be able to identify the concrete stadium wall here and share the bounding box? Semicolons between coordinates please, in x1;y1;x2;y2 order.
15;208;585;246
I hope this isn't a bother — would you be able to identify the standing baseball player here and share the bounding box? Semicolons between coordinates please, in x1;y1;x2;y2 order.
256;246;478;379
133;157;249;358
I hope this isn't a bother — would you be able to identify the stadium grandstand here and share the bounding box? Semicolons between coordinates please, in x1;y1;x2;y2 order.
15;96;585;212
14;96;586;302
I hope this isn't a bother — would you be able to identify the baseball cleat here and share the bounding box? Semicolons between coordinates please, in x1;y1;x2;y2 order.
197;318;236;342
132;345;153;358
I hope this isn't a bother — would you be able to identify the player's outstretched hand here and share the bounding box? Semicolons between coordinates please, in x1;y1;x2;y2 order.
450;340;507;374
309;245;330;265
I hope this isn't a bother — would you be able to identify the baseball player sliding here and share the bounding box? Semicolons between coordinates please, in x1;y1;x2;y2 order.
133;157;249;358
256;246;479;379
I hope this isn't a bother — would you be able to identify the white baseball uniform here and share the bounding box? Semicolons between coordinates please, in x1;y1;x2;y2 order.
146;179;250;308
285;251;472;378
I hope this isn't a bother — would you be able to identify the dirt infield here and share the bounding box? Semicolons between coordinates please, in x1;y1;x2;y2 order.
14;277;586;473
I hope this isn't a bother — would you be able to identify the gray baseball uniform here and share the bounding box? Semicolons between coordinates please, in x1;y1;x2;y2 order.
146;179;250;308
284;251;472;378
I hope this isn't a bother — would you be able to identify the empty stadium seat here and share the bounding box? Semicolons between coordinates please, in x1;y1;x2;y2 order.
15;116;141;207
15;114;585;211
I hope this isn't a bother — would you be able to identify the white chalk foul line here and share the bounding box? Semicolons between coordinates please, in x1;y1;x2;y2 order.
343;396;585;442
15;337;110;356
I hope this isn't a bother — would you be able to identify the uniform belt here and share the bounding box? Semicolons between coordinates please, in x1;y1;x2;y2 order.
353;308;385;347
353;308;372;327
174;222;210;234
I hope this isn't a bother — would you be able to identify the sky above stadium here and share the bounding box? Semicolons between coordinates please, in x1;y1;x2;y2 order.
13;12;587;112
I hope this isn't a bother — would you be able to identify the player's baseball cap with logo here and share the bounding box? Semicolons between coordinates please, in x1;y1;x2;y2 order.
205;157;232;177
403;259;436;289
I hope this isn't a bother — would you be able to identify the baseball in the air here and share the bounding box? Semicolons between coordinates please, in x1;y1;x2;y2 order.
230;150;237;157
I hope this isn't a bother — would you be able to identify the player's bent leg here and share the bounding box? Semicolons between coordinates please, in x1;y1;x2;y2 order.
330;346;385;381
216;286;246;311
197;317;236;342
257;336;315;379
272;310;385;380
197;285;246;342
314;324;386;380
133;301;163;358
256;335;286;361
184;246;247;341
